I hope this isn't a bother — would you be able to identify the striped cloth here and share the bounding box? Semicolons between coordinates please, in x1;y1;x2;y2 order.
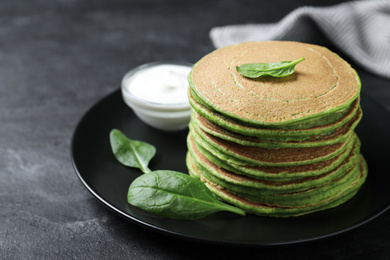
210;0;390;78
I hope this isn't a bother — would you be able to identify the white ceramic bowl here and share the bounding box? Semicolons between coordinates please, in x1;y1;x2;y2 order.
121;61;193;131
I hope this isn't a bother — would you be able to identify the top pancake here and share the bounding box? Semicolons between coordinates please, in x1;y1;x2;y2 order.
189;41;361;126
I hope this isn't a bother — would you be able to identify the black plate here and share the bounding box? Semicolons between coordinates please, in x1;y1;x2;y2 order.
71;89;390;246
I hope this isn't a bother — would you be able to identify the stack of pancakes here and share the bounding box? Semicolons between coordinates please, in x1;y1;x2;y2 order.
186;41;367;217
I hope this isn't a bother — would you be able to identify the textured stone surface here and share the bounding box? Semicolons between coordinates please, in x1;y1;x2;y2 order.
1;0;390;259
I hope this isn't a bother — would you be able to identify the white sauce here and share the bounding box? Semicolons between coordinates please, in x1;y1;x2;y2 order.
125;64;192;104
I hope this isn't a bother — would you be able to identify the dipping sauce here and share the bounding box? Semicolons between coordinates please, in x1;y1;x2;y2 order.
124;64;191;105
121;61;193;131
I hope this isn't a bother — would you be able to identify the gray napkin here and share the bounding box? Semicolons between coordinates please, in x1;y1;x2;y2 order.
210;0;390;78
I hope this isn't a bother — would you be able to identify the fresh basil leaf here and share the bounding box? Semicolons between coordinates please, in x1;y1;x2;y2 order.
109;129;155;174
236;57;305;78
128;170;246;219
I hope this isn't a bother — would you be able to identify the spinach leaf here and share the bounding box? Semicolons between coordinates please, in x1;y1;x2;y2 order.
109;129;155;174
128;170;246;219
110;128;246;219
236;57;305;78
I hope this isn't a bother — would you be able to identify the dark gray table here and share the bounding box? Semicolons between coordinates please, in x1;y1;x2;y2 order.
1;0;389;259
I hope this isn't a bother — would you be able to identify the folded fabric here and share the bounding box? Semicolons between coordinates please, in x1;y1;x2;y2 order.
210;0;390;78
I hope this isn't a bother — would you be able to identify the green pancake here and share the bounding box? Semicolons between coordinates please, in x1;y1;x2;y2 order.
189;41;361;127
191;106;362;148
189;87;360;131
188;130;360;182
187;151;361;206
188;153;367;217
187;133;360;195
192;136;357;181
189;89;361;142
189;123;355;167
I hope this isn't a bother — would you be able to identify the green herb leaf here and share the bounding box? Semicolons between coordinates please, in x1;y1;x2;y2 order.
109;129;155;174
110;129;246;219
236;57;305;78
128;170;246;219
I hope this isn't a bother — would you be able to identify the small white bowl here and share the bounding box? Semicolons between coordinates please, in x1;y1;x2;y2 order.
121;61;193;131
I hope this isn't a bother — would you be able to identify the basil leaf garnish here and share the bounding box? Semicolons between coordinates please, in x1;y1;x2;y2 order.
109;129;246;219
236;57;305;78
110;129;155;174
128;170;246;220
